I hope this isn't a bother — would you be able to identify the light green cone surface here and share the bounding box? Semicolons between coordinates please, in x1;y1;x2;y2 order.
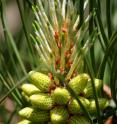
30;93;54;110
68;97;90;114
52;87;71;105
18;107;49;122
50;107;69;124
84;79;102;98
28;71;52;92
69;116;90;124
21;84;41;96
17;120;45;124
19;71;109;124
17;120;31;124
21;92;30;102
89;98;109;114
68;73;89;95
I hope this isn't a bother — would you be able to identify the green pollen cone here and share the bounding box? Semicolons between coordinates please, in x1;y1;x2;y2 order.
68;97;90;114
52;87;71;105
50;107;69;124
17;119;31;124
21;92;30;102
68;73;89;95
28;71;52;92
69;116;90;124
84;79;102;98
18;107;49;122
21;84;41;96
30;93;54;110
89;98;109;114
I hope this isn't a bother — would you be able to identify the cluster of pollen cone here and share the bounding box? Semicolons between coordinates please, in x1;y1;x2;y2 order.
18;72;109;124
18;0;109;124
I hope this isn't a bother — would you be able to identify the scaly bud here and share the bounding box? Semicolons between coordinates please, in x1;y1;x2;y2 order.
84;79;102;98
50;107;69;124
30;93;54;110
69;116;90;124
52;87;71;105
28;71;52;92
68;97;90;114
18;107;49;122
68;73;89;95
21;84;41;96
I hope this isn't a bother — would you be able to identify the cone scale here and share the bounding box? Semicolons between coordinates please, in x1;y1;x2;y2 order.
18;107;49;122
68;73;89;95
28;71;52;92
30;93;54;110
83;79;102;98
69;116;90;124
52;87;71;105
68;97;90;114
21;83;41;96
89;98;109;114
50;107;69;124
17;120;31;124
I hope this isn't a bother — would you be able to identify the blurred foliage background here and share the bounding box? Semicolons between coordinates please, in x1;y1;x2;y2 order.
0;0;117;124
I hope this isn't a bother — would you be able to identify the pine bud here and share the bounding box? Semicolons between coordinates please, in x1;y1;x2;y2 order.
52;87;71;105
50;107;69;124
30;93;54;110
18;107;49;122
84;79;102;98
21;84;41;96
89;98;109;114
68;73;89;95
69;116;90;124
28;71;52;92
68;97;90;114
